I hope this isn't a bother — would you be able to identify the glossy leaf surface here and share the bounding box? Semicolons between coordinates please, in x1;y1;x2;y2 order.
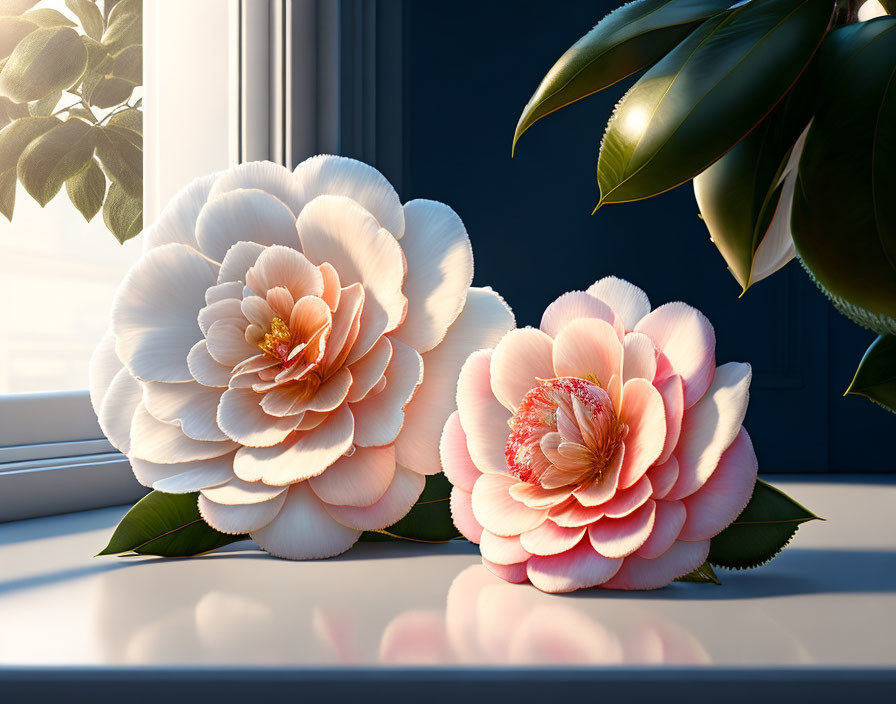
360;473;461;543
846;334;896;414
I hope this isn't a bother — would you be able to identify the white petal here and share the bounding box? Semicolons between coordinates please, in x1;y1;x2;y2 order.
200;475;288;505
622;331;657;384
143;380;227;441
89;330;122;417
129;402;237;464
145;454;236;493
216;387;302;447
143;171;219;251
187;340;232;387
347;336;392;403
199;492;287;534
308;445;396;507
207;160;305;215
586;276;651;330
323;465;424;530
98;367;142;453
218;241;266;285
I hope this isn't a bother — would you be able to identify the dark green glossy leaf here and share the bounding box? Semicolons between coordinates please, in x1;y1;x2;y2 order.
0;0;39;16
360;473;461;543
107;106;140;134
28;88;60;116
102;0;141;52
95;122;141;196
597;0;834;207
792;17;896;335
0;17;38;60
17;117;95;206
709;479;821;570
22;8;77;27
98;490;247;557
675;560;721;585
66;0;104;41
103;178;141;242
0;26;87;103
66;156;104;221
846;334;896;414
513;0;731;153
0;114;59;218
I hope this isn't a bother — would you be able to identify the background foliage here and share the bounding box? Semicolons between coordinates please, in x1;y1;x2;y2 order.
0;0;142;243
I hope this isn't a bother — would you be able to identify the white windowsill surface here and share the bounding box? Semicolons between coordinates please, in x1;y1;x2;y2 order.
1;477;894;702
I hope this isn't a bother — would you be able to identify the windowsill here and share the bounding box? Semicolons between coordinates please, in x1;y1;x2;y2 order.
1;476;894;700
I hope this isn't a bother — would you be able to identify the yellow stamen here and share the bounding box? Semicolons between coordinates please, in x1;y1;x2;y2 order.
258;317;291;358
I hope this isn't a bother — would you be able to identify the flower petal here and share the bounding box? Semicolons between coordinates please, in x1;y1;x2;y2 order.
526;539;623;593
143;380;227;441
439;411;481;493
97;366;142;453
207;160;305;215
489;327;554;412
647;455;679;500
678;427;757;541
618;378;666;489
600;475;653;518
540;290;623;340
88;330;120;417
588;500;656;559
351;339;423;447
396;287;515;476
199;492;288;534
143;171;218;251
634;302;716;409
586;277;651;331
323;465;424;530
656;373;684;466
483;559;529;584
294;154;405;238
519;521;586;557
636;499;687;559
667;362;752;500
471;472;547;537
479;531;531;565
508;482;572;510
390;199;474;353
552;317;623;390
456;349;512;476
200;474;288;505
187;341;232;388
134;454;235;493
129;402;237;464
622;331;657;384
347;336;392;403
218;241;266;285
245;245;324;300
548;498;607;528
451;486;483;543
251;482;361;558
308;445;396;507
601;539;709;590
572;447;623;507
112;243;216;383
205;319;257;367
232;404;354;485
216;387;301;447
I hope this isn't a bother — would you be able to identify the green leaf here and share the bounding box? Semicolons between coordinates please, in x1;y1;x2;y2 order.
22;8;77;28
27;88;60;117
68;104;96;123
0;26;88;103
360;473;462;543
66;156;104;221
110;43;140;84
94;122;140;196
86;74;134;108
102;178;141;242
66;0;104;41
101;0;141;52
708;479;821;570
0;95;28;128
0;114;60;218
675;560;721;585
0;17;38;60
846;334;896;413
17;117;95;206
791;17;896;335
98;490;247;557
596;0;835;208
81;34;107;71
0;0;39;16
107;106;140;134
513;0;731;154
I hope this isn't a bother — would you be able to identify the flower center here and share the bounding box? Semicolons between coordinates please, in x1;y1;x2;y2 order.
257;317;296;367
504;377;627;490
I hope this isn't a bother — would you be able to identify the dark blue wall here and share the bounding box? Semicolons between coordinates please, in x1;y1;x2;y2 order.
394;0;892;472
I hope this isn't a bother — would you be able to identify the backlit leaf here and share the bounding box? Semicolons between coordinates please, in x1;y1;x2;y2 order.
0;166;15;220
17;117;95;206
65;0;104;41
0;0;39;16
102;0;141;52
103;178;141;242
27;88;60;116
107;106;140;134
0;114;59;218
22;8;77;27
846;334;896;414
0;95;28;128
0;17;38;60
66;156;104;221
95;122;141;196
0;26;88;103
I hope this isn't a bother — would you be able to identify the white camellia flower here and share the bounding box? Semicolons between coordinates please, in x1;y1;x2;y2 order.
90;155;515;559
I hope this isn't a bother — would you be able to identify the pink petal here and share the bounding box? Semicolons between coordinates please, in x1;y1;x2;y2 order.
656;374;684;466
246;245;324;300
618;378;666;489
540;290;623;340
600;475;653;518
218;241;265;285
622;331;657;383
318;262;342;311
240;296;276;329
489;328;554;412
439;411;481;493
321;283;364;373
233;404;354;485
294;154;405;238
216;387;301;447
199;492;287;534
351;339;423;447
142;380;227;442
601;539;709;590
636;499;687;559
451;486;483;542
647;455;679;500
187;340;231;387
208;160;305;215
396;288;514;476
479;530;531;565
308;445;396;507
634;301;716;408
251;482;362;558
390;199;474;353
572;447;623;507
509;482;572;510
526;539;623;593
551;317;623;390
588;500;656;558
586;276;651;331
548;498;606;528
483;558;529;584
667;362;752;500
519;520;586;556
456;349;513;476
323;465;424;530
347;336;392;403
471;472;547;536
129;402;237;464
195;188;299;262
112;243;216;383
678;427;757;541
298;195;407;337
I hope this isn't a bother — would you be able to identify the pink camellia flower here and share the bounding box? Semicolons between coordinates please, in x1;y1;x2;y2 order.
90;155;514;559
442;277;757;591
